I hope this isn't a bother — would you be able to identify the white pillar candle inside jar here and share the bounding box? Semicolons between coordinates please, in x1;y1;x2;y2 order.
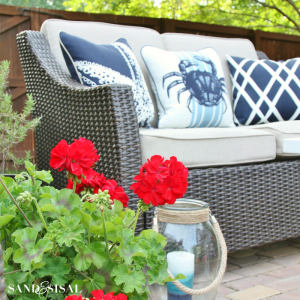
167;251;195;300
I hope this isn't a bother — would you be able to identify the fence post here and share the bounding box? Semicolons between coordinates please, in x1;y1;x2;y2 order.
161;18;176;33
253;30;262;51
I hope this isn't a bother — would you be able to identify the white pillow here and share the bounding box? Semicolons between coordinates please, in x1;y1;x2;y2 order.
141;46;235;128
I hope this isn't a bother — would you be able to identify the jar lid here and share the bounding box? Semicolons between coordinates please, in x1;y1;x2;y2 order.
159;198;209;211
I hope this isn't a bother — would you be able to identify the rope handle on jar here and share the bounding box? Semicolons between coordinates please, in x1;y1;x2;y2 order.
164;214;227;296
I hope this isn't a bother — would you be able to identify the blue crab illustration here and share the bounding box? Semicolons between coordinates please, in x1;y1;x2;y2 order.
163;56;227;113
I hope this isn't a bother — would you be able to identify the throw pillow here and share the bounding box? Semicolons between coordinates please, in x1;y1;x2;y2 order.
226;55;300;125
141;46;235;128
59;31;154;128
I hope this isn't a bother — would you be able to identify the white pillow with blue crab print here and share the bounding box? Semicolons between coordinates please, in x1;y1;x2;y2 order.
141;46;235;128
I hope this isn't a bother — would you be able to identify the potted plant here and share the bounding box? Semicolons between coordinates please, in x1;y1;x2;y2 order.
0;137;188;299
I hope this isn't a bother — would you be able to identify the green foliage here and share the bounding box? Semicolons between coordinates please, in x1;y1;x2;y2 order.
0;61;40;175
1;162;174;299
61;0;300;35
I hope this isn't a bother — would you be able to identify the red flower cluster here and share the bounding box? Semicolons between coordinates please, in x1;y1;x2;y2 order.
50;138;100;177
50;138;128;207
65;289;127;300
130;155;188;206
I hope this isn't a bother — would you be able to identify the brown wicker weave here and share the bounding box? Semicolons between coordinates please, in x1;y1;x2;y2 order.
16;30;300;252
16;31;145;232
0;245;6;300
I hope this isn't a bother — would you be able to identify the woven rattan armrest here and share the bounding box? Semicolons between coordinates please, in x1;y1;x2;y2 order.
16;31;146;231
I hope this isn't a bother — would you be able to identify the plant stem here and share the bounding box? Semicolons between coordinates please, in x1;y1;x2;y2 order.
66;263;92;281
33;197;49;232
88;231;91;244
132;208;141;233
4;269;22;275
0;175;34;228
101;209;110;259
73;180;76;193
45;278;52;300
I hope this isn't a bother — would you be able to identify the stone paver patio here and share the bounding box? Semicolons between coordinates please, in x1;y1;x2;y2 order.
216;237;300;300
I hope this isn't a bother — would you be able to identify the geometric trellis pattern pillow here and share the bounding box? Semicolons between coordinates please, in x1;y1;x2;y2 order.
59;31;154;128
226;55;300;125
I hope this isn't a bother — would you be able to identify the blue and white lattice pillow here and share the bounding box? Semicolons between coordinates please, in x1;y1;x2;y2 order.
226;55;300;125
141;46;235;128
59;32;154;128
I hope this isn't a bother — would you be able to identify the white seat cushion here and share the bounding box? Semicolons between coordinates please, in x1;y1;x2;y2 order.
162;33;258;105
251;121;300;157
139;128;276;167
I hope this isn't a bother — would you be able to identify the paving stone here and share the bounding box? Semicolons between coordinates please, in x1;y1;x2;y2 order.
271;252;300;266
226;263;240;271
228;249;258;259
217;285;236;296
266;264;300;279
221;272;244;283
265;275;300;293
267;289;300;300
231;262;282;277
225;285;280;300
258;246;299;259
228;255;268;267
224;274;276;291
256;241;293;251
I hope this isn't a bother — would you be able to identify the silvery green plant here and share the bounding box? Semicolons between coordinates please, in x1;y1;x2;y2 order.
0;60;40;174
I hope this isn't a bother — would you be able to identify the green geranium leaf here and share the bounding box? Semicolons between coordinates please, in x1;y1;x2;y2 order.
82;201;97;213
5;266;35;295
113;200;123;215
3;247;13;270
73;241;107;271
39;193;52;199
0;176;15;198
117;228;134;247
118;243;146;265
164;273;187;282
46;215;85;247
51;189;81;213
81;211;92;231
147;260;169;285
24;161;35;176
12;228;53;271
39;186;58;197
85;273;106;293
36;256;71;285
34;170;53;184
70;279;86;294
40;203;58;213
111;265;145;294
14;295;41;300
0;214;14;228
139;229;167;247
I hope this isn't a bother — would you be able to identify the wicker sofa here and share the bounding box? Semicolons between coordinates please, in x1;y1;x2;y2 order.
15;19;300;254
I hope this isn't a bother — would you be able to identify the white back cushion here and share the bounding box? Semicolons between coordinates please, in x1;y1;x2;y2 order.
162;33;258;104
41;19;165;126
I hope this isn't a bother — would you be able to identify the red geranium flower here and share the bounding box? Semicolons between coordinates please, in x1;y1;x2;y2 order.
130;155;188;206
114;294;127;300
102;179;129;207
50;138;100;177
65;295;83;300
90;289;115;300
50;140;71;171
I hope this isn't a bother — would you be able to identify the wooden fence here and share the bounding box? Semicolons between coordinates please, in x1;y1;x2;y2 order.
1;3;300;171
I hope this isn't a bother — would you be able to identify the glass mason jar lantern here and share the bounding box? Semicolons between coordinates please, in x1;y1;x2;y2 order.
149;199;227;300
